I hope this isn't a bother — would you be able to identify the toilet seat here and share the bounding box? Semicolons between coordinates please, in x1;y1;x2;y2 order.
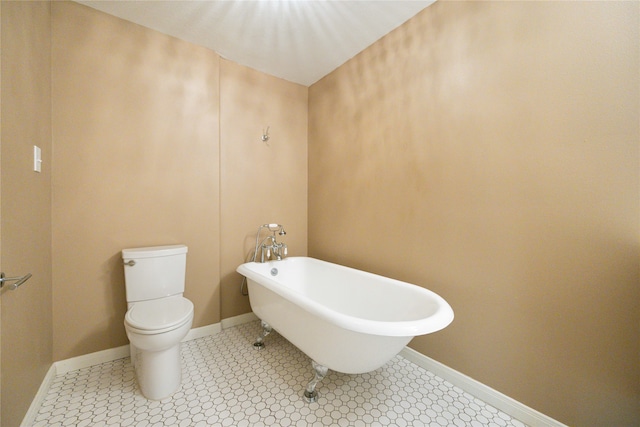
125;295;194;335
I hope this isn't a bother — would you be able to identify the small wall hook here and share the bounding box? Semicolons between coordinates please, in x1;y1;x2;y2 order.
261;126;270;143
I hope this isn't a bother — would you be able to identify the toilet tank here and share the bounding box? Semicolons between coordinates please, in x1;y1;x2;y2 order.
122;245;188;303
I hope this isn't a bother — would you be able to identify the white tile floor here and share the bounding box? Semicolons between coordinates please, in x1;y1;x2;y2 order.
34;321;527;427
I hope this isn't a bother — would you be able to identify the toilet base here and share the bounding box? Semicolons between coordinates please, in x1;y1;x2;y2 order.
133;343;182;400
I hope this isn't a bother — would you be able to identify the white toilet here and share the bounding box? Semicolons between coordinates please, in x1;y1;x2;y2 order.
122;244;194;400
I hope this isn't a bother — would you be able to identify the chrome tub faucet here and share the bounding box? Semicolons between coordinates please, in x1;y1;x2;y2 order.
254;223;287;263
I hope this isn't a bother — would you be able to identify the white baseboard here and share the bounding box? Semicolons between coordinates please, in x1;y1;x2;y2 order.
55;344;131;376
21;364;56;427
221;311;258;329
399;347;567;427
184;323;222;341
48;313;259;377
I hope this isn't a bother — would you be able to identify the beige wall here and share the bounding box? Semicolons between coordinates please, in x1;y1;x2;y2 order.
309;2;639;426
50;1;308;361
0;2;53;426
52;2;221;360
220;59;308;319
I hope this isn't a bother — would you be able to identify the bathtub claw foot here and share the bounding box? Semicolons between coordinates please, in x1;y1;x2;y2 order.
303;361;328;403
253;320;272;350
303;389;318;403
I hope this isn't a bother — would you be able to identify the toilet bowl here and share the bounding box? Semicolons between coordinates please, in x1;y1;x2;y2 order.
125;296;194;400
122;244;193;401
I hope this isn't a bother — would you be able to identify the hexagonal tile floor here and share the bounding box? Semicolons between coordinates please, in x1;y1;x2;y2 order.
34;320;527;426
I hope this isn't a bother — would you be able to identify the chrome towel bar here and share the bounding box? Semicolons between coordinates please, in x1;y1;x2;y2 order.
0;272;32;290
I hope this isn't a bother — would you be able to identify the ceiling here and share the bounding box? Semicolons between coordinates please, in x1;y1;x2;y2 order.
77;1;435;86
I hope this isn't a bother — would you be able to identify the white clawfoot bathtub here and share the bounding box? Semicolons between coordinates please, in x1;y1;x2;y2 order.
237;257;454;402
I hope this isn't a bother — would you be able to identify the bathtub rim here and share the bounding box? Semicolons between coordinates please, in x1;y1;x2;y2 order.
237;256;454;337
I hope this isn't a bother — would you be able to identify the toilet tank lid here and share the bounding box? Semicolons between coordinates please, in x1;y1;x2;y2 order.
122;245;187;259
